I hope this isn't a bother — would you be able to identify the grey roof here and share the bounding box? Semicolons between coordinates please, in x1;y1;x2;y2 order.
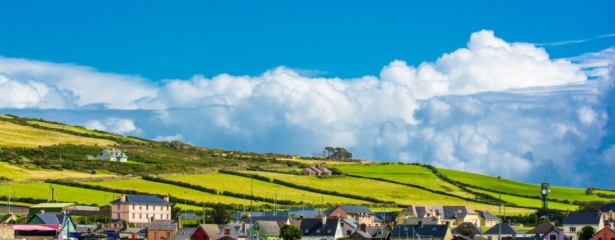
502;233;542;240
353;224;391;239
245;216;289;223
484;223;521;235
526;222;558;234
111;195;172;205
600;202;615;212
256;221;282;236
175;228;198;240
102;149;127;157
452;222;484;235
33;213;70;224
403;218;439;225
295;217;340;237
477;211;500;220
442;206;475;219
1;214;16;223
562;213;602;225
390;224;449;238
148;220;178;231
325;205;374;215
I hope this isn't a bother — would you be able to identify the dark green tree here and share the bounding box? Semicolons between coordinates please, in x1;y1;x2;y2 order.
577;226;596;240
280;224;302;240
208;203;232;224
586;187;594;195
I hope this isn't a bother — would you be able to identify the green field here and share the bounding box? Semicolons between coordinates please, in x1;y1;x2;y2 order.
166;173;369;205
334;164;474;198
438;168;604;203
0;161;117;181
0;183;117;206
0;120;116;148
466;187;578;210
238;171;534;214
83;179;249;205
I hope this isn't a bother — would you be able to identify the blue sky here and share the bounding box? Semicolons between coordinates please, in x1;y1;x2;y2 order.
1;1;615;187
1;1;613;80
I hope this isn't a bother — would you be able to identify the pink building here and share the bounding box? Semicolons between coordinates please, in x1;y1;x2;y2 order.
111;194;173;227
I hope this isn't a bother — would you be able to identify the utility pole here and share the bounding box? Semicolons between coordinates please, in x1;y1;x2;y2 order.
498;176;501;240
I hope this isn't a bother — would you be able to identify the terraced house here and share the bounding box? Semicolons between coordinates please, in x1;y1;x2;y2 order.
111;195;173;227
325;205;376;226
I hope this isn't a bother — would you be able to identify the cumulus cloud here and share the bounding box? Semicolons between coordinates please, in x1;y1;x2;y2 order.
85;118;138;134
1;30;614;187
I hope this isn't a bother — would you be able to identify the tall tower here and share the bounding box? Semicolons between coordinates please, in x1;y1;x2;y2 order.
540;178;550;209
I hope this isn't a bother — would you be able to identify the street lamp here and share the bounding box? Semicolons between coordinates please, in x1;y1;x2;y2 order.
498;176;501;240
302;194;305;217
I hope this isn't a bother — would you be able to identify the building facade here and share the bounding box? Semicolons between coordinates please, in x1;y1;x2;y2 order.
97;148;128;162
111;195;173;227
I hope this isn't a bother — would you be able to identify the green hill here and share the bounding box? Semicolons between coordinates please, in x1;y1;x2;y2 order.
0;113;609;216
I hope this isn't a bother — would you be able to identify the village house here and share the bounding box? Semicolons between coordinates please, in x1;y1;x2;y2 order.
216;224;246;240
340;218;359;238
301;163;332;176
293;216;343;240
325;205;376;226
192;224;221;240
111;194;173;228
562;212;604;240
451;222;483;237
396;206;482;227
97;148;128;162
247;220;285;240
599;203;615;223
526;222;568;240
593;224;615;240
348;223;392;240
26;211;76;240
389;224;453;240
482;223;522;240
476;211;501;228
147;218;182;240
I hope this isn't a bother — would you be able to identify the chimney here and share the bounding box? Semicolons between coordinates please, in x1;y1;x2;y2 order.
40;209;45;214
121;194;126;202
360;224;367;232
163;195;169;202
322;216;327;226
176;215;182;229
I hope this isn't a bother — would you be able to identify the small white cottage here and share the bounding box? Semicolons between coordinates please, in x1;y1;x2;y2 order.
97;148;128;162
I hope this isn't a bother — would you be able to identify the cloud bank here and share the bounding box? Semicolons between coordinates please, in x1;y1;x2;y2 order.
1;30;614;187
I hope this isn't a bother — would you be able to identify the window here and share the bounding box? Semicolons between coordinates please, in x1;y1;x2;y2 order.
167;205;169;211
570;227;577;232
117;204;120;210
167;214;169;219
154;232;157;239
132;204;135;210
146;205;149;210
139;213;142;219
132;213;135;219
117;213;120;219
167;232;171;239
139;205;142;210
316;229;320;233
305;230;309;234
327;230;331;233
146;214;149;220
224;229;231;235
550;235;556;240
347;230;351;236
488;237;492;240
598;238;602;240
161;214;163;220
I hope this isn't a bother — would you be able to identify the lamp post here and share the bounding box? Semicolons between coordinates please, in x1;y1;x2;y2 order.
248;175;253;240
498;176;501;240
184;191;187;220
302;194;305;217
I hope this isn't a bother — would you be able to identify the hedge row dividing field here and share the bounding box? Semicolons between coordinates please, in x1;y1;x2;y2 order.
438;168;606;203
165;173;369;205
235;170;534;214
466;187;579;210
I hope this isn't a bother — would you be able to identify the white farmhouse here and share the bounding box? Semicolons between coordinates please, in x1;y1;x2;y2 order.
97;148;128;162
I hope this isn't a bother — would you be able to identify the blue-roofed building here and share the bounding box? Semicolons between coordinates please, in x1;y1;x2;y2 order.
562;212;603;238
111;194;173;228
27;211;76;239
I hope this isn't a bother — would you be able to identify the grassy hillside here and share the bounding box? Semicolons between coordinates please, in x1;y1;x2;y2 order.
466;187;579;210
0;121;116;148
165;173;369;205
0;161;116;181
82;179;249;205
0;182;116;206
237;170;534;214
333;164;474;199
439;168;604;203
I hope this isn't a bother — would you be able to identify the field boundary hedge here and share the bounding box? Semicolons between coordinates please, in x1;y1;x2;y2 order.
218;170;392;204
143;175;298;205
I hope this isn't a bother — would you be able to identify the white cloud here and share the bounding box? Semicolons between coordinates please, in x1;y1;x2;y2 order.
85;118;138;134
1;30;614;187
